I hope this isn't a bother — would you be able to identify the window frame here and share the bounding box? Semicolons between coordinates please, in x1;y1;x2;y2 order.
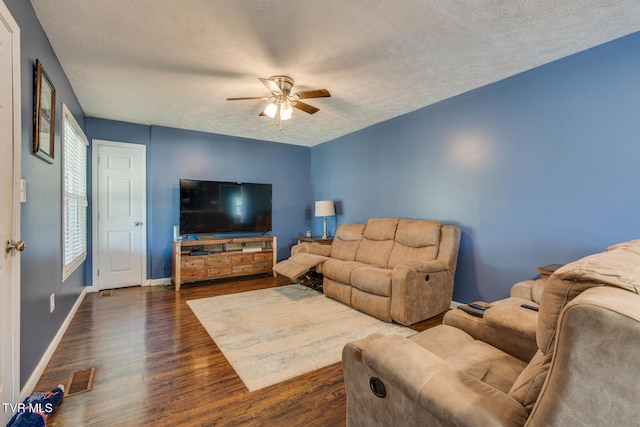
61;103;89;281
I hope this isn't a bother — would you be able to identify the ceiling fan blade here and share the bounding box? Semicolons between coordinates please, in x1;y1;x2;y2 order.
295;89;331;99
226;96;266;101
259;77;282;94
293;101;320;114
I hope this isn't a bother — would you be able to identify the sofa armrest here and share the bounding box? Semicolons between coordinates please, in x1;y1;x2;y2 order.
511;278;547;304
403;259;449;273
291;242;331;257
444;300;538;362
510;280;535;300
390;263;454;325
361;335;528;427
484;305;538;340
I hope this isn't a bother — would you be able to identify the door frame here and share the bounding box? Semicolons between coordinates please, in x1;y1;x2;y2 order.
1;0;21;409
91;139;147;291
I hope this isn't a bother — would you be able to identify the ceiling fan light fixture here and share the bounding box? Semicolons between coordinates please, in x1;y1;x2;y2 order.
264;102;278;118
227;75;330;128
280;101;293;120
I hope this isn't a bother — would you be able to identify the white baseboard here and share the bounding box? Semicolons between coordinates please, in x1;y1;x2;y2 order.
86;277;167;290
20;287;88;399
146;277;171;286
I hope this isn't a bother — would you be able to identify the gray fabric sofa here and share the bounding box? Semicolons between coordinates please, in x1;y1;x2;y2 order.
274;218;461;325
342;240;640;426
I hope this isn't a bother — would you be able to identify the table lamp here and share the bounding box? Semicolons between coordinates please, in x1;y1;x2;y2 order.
315;200;336;239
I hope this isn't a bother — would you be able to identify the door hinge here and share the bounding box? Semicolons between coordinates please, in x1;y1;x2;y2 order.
97;269;99;277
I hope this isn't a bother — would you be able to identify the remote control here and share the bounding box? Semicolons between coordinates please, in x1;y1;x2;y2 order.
468;303;491;311
457;305;486;318
521;304;539;312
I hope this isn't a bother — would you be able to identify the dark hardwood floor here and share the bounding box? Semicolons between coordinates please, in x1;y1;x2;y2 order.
35;275;444;426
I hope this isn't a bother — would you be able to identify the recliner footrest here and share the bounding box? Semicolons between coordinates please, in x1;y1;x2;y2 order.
273;252;329;282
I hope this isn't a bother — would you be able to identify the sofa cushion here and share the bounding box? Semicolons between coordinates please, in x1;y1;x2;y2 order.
410;325;527;394
352;289;392;322
330;223;366;261
322;259;368;284
388;220;442;268
355;218;399;268
410;324;475;359
363;218;399;240
351;267;392;296
444;340;527;394
323;277;353;305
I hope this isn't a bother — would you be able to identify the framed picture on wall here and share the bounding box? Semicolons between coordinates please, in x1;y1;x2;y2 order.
33;59;56;163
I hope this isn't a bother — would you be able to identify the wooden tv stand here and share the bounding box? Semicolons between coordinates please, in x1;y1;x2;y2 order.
171;235;277;291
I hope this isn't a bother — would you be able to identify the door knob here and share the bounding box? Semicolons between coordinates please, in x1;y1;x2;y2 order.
5;240;26;254
134;221;143;226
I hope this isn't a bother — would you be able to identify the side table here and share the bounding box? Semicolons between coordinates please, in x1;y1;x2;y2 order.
297;236;334;245
537;263;564;280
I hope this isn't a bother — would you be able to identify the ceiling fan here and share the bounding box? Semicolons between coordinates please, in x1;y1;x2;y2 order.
227;76;330;129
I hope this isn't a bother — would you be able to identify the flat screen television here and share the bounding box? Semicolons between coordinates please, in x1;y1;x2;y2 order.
179;179;272;235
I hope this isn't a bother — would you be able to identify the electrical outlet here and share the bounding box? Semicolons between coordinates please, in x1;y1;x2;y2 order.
50;293;55;313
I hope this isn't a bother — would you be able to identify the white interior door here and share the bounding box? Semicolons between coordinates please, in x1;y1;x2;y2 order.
0;3;21;423
93;140;146;290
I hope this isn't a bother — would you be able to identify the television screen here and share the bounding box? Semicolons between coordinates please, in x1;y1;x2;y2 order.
179;179;272;235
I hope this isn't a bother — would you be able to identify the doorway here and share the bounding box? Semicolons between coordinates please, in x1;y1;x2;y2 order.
0;2;21;423
92;140;147;290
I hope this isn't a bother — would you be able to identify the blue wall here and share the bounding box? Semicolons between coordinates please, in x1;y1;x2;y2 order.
311;32;640;303
85;121;312;282
5;0;87;387
8;0;640;388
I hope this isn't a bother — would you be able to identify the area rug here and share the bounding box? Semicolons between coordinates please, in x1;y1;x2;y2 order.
187;284;416;391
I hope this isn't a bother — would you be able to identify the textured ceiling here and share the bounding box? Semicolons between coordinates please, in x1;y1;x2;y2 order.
31;1;640;147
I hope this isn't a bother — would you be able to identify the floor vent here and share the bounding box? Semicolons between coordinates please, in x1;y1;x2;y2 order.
99;289;113;297
66;367;96;397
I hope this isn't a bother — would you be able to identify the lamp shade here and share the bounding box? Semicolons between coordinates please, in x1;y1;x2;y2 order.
264;103;278;118
315;200;336;217
280;101;293;120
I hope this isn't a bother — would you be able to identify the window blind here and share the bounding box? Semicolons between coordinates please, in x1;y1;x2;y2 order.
62;104;88;281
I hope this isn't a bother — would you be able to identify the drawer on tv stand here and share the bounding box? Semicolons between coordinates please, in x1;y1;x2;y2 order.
231;253;254;265
205;256;231;267
181;258;204;269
